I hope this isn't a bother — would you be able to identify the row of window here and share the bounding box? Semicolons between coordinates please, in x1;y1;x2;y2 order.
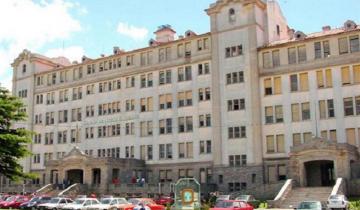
33;140;212;164
265;128;360;154
34;115;213;144
35;49;211;86
262;35;359;68
264;65;360;96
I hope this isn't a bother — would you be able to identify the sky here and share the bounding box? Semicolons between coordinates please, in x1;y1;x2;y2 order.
0;0;359;90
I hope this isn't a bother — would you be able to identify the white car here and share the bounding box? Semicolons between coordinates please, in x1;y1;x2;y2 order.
37;197;73;210
62;198;100;210
90;197;129;210
327;195;349;210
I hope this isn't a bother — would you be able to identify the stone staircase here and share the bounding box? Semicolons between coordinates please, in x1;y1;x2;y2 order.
279;187;332;209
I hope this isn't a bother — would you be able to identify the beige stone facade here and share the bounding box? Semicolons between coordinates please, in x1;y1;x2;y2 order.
3;0;360;197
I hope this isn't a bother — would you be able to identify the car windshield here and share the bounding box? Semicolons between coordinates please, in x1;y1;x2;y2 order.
74;199;85;205
236;195;249;201
215;201;237;208
298;202;321;209
118;199;128;204
329;195;342;200
30;197;40;202
6;197;16;202
49;198;60;204
101;199;112;204
129;199;140;205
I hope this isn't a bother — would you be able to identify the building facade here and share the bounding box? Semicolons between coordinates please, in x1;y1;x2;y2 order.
5;0;360;197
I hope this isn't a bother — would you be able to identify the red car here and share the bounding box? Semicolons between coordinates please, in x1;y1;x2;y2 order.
154;196;174;206
0;196;16;208
120;198;165;210
1;195;30;209
210;200;254;210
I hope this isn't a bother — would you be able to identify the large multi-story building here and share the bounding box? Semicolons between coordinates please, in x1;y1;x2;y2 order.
5;0;360;197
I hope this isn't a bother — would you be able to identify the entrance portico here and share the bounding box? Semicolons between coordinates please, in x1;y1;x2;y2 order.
45;147;146;193
289;138;359;187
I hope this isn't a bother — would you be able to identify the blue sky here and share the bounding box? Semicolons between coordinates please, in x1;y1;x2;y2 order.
0;0;359;89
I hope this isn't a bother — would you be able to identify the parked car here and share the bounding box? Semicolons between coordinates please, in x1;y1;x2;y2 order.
90;197;129;210
120;198;165;210
216;195;230;202
20;196;52;210
37;197;73;210
327;195;349;210
0;196;16;208
211;200;254;210
1;195;29;209
296;201;326;210
0;194;11;202
154;196;174;206
234;195;260;208
62;197;100;210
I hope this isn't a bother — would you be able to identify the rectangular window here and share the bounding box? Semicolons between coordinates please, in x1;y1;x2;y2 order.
275;105;283;123
264;78;272;95
274;77;282;94
341;66;351;85
272;50;280;67
276;134;285;153
301;102;310;120
350;35;360;53
330;130;337;142
323;41;330;57
328;99;335;118
353;65;360;84
297;45;307;62
266;135;275;153
291;104;300;122
290;74;298;92
316;70;324;88
339;37;349;54
265;106;273;124
299;73;309;91
319;100;326;119
288;47;296;64
346;128;356;146
325;69;333;87
293;133;301;146
263;52;271;68
303;132;312;143
344;97;354;116
314;42;322;59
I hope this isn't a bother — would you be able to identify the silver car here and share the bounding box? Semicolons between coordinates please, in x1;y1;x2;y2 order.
296;201;327;210
327;195;349;210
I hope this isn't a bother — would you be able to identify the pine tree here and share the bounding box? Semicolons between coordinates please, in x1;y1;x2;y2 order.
0;86;33;180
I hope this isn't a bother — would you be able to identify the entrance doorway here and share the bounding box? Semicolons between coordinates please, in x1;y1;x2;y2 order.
305;160;334;187
66;169;84;184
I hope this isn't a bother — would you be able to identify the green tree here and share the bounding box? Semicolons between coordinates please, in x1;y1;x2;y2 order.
0;86;33;180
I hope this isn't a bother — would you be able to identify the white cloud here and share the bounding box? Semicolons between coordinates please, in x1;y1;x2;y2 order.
0;0;82;90
45;46;85;63
117;22;148;41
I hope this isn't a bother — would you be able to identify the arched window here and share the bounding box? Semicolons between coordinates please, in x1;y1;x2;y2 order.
229;8;236;23
22;64;26;73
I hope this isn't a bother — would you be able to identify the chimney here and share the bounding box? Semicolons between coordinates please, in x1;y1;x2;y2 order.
322;25;331;31
113;46;120;55
287;28;295;39
154;25;176;43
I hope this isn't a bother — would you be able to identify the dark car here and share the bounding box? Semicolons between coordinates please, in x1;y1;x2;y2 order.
20;196;52;210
